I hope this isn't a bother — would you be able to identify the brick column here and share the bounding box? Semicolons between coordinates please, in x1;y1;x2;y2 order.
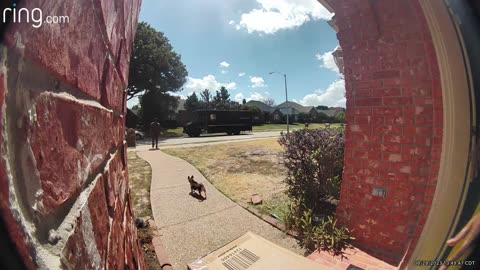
333;0;443;265
0;0;145;269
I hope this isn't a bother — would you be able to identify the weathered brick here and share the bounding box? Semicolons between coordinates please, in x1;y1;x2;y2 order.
385;115;414;125
372;70;400;79
0;70;36;270
373;125;402;135
28;93;122;215
107;198;126;270
354;80;383;90
372;88;401;97
102;58;126;112
383;96;412;106
338;1;444;260
95;0;125;60
62;177;109;269
5;1;109;100
104;151;127;213
372;107;402;116
356;97;382;107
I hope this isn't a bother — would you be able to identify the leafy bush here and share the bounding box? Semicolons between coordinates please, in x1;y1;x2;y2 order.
284;198;354;255
279;129;344;213
279;129;353;254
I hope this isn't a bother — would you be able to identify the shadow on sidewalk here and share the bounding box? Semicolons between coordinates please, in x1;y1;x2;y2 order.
189;191;206;202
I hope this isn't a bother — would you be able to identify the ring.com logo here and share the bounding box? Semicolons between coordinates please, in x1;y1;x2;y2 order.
2;3;70;29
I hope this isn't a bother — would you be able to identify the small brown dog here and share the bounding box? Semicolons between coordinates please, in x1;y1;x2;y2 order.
188;175;207;199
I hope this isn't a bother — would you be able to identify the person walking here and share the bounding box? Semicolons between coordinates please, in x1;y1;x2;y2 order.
150;118;161;149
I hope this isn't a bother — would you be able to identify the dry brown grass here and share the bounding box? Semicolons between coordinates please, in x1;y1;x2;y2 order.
162;138;287;204
128;151;152;218
127;150;161;270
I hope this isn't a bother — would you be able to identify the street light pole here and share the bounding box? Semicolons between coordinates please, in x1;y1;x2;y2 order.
283;74;289;134
269;72;290;134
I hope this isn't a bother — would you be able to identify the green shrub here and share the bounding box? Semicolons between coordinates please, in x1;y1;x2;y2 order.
285;198;354;254
279;129;353;255
279;129;344;214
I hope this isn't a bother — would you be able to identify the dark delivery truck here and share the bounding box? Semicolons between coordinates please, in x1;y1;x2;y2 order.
183;110;253;137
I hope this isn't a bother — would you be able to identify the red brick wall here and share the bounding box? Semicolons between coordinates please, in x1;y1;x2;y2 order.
0;0;145;269
333;0;443;265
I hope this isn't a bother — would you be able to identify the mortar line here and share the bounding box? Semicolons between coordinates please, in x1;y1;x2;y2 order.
157;204;238;230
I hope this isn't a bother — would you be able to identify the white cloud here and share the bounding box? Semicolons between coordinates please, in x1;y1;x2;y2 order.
228;20;235;25
226;82;237;89
250;92;265;100
250;76;267;88
297;79;346;107
170;92;187;100
238;72;246;77
221;70;228;74
219;61;230;68
234;93;245;103
234;0;333;34
234;92;265;102
316;47;339;73
184;75;237;93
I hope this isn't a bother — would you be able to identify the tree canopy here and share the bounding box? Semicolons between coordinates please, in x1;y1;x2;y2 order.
316;105;329;110
184;92;202;112
140;91;179;128
127;22;188;100
335;111;346;123
212;86;231;109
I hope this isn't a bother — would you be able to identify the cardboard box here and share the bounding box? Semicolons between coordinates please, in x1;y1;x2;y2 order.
188;231;323;270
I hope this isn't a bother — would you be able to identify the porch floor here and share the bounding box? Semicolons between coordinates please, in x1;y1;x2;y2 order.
307;247;397;270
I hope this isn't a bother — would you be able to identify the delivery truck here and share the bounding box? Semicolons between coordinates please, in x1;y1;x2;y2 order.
183;110;253;137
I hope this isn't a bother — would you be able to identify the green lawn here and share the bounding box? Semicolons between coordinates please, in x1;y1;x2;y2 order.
252;123;342;132
163;127;184;137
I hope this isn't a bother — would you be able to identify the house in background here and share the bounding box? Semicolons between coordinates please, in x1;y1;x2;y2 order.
245;100;343;123
272;101;320;123
245;100;275;113
245;100;275;124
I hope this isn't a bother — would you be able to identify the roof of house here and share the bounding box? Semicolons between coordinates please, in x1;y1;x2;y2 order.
246;100;345;116
245;100;275;112
275;101;317;114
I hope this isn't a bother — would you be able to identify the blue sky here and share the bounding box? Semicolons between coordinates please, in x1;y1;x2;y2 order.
128;0;345;108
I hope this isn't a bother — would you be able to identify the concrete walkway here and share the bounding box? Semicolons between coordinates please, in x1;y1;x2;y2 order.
137;149;303;269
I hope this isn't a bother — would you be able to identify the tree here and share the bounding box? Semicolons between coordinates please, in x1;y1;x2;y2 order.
297;112;311;123
263;98;275;107
200;89;212;109
212;86;231;109
242;99;247;105
127;22;188;100
317;112;330;123
316;105;329;110
140;91;179;130
335;111;346;123
131;104;141;115
184;92;201;112
242;105;264;124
